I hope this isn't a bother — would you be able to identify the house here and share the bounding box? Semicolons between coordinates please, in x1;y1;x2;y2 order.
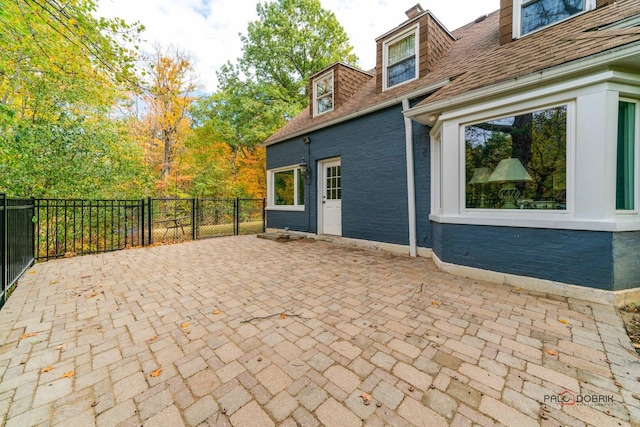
263;0;640;300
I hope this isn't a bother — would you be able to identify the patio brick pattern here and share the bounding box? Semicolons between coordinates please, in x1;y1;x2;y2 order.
0;235;638;426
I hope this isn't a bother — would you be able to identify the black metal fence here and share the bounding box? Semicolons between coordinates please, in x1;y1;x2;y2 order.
1;194;35;308
35;197;265;261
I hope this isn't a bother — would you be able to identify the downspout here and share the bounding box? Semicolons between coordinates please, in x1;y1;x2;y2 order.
403;99;417;257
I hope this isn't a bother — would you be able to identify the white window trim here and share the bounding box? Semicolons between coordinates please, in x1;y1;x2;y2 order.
313;70;334;117
512;0;596;39
616;97;640;215
382;24;419;91
266;165;305;211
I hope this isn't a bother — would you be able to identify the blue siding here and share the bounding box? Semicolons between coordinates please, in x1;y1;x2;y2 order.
413;120;432;249
613;231;640;291
433;223;616;290
267;104;423;246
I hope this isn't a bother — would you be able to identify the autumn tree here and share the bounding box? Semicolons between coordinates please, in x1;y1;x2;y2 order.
0;0;150;198
190;0;357;198
134;44;200;195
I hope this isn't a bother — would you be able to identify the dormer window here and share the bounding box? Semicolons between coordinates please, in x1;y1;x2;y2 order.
384;26;419;90
514;0;596;37
313;71;334;116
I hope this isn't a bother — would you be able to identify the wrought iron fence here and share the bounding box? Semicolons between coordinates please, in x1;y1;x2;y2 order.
35;198;265;261
1;194;35;308
35;198;148;261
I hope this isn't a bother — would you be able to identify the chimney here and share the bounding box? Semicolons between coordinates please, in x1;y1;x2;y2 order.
405;4;424;20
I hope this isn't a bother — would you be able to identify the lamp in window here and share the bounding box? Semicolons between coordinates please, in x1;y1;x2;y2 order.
299;158;311;182
487;158;532;209
470;167;491;208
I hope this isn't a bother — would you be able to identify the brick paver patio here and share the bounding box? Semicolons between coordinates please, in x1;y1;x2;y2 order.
0;235;639;426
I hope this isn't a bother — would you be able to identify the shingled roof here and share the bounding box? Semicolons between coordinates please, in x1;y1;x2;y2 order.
264;0;640;146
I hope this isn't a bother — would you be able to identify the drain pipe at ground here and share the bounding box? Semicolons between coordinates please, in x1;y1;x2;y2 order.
403;98;417;257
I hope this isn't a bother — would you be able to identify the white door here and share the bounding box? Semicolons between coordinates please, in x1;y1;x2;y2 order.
321;159;342;236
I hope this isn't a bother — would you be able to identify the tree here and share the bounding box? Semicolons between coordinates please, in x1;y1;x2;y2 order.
226;0;358;112
188;0;357;198
0;0;149;198
135;44;200;194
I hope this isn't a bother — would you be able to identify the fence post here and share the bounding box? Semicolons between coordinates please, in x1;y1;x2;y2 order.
147;197;153;246
191;198;197;241
262;198;266;232
234;198;239;236
140;198;145;247
1;193;6;306
30;198;35;268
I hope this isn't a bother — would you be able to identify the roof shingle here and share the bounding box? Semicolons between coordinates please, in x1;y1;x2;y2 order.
265;0;640;145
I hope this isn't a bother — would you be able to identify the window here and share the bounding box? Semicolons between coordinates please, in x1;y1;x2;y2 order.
384;27;418;90
465;105;567;210
515;0;595;37
313;71;334;116
269;166;305;209
617;100;638;211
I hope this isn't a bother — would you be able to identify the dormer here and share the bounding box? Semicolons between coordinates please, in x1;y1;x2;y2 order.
499;0;618;44
375;4;455;93
308;63;374;118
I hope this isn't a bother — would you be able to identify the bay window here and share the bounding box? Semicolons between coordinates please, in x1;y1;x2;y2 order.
617;100;638;211
465;105;567;210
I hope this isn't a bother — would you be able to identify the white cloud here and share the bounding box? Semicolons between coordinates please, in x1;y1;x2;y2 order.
97;0;499;92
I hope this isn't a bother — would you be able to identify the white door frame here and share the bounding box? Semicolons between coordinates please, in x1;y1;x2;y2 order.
317;157;342;236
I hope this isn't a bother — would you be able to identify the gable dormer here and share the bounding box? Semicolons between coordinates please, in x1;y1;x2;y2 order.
375;4;455;93
499;0;618;44
308;63;374;118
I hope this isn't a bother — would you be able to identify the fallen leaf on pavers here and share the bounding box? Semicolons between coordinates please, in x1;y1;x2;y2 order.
180;322;190;329
86;292;98;298
431;300;440;306
61;371;74;378
212;310;221;315
514;287;522;292
149;336;157;342
42;366;54;373
49;281;58;285
546;349;558;356
149;368;162;377
279;313;288;319
20;333;37;339
27;271;36;275
558;319;570;325
361;392;372;405
56;343;67;350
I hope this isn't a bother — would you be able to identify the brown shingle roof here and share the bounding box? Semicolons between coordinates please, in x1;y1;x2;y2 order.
265;1;640;145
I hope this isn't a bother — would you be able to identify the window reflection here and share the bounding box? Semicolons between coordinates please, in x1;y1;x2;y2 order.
522;0;585;34
465;106;567;210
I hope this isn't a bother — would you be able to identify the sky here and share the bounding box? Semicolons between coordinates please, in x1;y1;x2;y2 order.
97;0;500;93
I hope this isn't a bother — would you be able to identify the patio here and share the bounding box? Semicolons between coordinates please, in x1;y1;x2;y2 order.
0;235;638;426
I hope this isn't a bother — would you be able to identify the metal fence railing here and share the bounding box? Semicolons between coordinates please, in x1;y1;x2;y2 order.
35;198;265;261
1;194;35;308
1;196;265;309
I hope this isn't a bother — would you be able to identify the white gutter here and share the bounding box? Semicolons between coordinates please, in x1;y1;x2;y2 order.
263;79;450;147
402;98;417;257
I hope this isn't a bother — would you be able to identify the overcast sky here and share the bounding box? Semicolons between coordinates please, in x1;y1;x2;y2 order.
97;0;500;92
